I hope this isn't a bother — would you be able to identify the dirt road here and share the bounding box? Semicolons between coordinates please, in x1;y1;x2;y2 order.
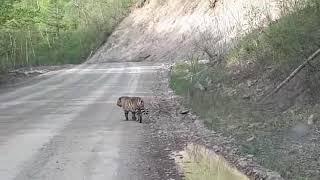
0;61;165;180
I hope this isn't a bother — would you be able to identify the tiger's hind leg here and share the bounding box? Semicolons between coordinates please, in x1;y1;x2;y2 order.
132;112;137;121
138;114;142;123
124;111;129;121
137;110;142;123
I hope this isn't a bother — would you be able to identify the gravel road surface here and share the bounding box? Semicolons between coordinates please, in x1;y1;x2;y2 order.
0;62;165;180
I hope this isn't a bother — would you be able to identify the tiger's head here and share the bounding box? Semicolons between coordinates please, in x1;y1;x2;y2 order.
116;96;128;107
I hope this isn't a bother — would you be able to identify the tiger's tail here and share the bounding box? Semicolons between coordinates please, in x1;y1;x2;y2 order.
136;98;148;115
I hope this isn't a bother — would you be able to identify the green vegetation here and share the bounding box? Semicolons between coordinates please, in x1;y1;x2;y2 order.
0;0;135;72
177;144;248;180
171;1;320;179
228;0;320;80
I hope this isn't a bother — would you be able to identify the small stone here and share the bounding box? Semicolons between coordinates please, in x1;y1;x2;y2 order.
242;95;251;100
265;172;283;180
248;123;260;128
180;110;189;114
228;125;237;130
199;59;210;64
194;82;205;91
238;159;248;167
308;114;315;125
247;154;254;158
246;136;255;142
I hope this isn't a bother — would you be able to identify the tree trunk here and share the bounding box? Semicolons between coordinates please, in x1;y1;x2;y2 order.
262;48;320;101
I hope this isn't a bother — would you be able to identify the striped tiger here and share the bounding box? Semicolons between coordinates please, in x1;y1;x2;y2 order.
116;96;148;123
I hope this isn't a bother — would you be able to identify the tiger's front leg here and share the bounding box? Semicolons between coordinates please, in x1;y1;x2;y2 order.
132;112;137;121
124;111;129;121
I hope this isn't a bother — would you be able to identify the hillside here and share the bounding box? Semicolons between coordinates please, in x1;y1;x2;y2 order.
90;0;282;63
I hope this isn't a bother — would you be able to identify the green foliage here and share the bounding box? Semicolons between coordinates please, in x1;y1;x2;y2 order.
0;0;135;71
229;0;320;79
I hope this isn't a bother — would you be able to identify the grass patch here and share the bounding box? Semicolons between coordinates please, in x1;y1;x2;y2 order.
176;144;249;180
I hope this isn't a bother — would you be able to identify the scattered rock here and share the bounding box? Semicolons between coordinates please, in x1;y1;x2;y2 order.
256;88;263;92
248;123;261;128
193;120;202;127
247;154;254;158
227;125;238;130
199;59;210;64
246;136;255;142
191;115;197;120
266;66;273;70
180;110;189;114
308;114;315;125
238;158;248;167
266;172;284;180
242;95;251;100
194;81;205;91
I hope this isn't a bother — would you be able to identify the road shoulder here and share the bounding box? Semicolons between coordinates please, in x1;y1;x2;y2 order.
145;66;284;180
0;65;74;93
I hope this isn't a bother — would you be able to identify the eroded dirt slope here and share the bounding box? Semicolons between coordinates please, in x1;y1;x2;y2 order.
89;0;281;63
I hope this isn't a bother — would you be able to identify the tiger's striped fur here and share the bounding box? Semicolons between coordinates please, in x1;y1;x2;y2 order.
116;96;148;123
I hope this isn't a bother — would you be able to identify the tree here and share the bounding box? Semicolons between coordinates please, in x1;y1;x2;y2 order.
42;0;67;37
